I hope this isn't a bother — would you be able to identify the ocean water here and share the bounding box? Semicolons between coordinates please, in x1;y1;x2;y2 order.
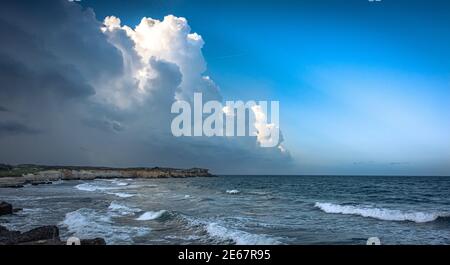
0;175;449;245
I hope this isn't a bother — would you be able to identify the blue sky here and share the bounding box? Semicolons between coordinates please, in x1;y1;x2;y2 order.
77;0;450;175
78;0;449;174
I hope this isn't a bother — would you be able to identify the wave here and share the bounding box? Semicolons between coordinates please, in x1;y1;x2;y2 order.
205;222;281;245
113;181;129;186
75;183;101;192
136;210;168;221
314;202;450;223
106;192;135;198
108;201;141;216
75;183;115;192
156;212;281;245
226;189;240;194
75;181;135;198
60;208;150;244
164;235;203;241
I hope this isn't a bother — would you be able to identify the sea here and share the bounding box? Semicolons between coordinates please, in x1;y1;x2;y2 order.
1;175;449;245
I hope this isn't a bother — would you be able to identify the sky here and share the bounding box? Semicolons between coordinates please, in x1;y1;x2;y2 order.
0;0;449;175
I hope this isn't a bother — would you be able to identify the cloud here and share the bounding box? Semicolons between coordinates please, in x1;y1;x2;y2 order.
0;0;291;173
101;14;221;105
0;121;40;135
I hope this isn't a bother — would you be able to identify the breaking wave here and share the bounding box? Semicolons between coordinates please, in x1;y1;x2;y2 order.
136;210;168;221
108;201;141;216
60;208;150;244
314;202;450;223
106;192;135;198
205;222;281;245
74;183;114;192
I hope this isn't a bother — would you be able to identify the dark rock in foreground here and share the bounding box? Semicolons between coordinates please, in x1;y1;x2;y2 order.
0;225;106;245
17;225;60;243
80;238;107;245
0;225;60;245
0;202;13;216
0;225;20;244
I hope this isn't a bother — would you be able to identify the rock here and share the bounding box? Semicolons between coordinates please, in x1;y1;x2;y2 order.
13;208;23;213
0;225;106;245
18;239;63;245
17;225;60;243
1;166;215;188
0;225;20;245
31;181;53;186
0;201;13;216
80;238;107;245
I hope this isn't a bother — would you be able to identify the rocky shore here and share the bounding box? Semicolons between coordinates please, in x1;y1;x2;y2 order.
0;201;105;245
0;165;215;245
0;164;214;188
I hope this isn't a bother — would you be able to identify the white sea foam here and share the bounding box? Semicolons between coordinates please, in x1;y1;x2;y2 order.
50;180;65;185
314;202;449;223
165;235;202;241
112;180;129;186
108;201;141;216
60;208;150;244
226;189;240;194
75;183;115;192
74;183;99;192
106;192;135;198
136;210;167;221
205;222;280;245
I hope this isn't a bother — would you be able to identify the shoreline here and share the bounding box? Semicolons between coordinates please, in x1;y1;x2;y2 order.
0;164;215;188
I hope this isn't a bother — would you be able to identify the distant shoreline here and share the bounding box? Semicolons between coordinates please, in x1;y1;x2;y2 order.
0;164;215;188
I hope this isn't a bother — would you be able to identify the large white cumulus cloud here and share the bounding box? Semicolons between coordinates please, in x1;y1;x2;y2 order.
99;14;221;109
0;0;292;174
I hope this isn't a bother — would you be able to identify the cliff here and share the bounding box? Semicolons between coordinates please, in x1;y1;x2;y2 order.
0;164;214;188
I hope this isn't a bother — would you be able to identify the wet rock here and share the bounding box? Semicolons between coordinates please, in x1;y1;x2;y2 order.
0;201;13;216
16;225;60;243
80;238;107;245
0;225;106;245
0;225;21;245
18;239;64;245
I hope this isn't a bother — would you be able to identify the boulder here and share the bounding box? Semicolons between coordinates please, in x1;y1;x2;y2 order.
80;238;107;245
0;225;106;245
0;201;13;216
0;225;20;245
19;239;63;245
17;225;60;243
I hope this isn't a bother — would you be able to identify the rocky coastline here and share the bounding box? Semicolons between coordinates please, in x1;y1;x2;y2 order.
0;164;215;245
0;164;215;188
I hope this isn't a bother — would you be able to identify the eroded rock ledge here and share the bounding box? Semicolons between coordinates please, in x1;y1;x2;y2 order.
0;164;215;188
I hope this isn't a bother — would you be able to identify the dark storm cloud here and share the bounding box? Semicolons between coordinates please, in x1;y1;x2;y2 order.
0;0;292;173
0;121;40;135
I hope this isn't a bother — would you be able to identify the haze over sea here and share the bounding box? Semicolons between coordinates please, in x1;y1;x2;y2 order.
1;175;449;245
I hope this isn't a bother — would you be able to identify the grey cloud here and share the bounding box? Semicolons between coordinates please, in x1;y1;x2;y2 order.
0;0;292;174
82;118;125;133
0;121;40;135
